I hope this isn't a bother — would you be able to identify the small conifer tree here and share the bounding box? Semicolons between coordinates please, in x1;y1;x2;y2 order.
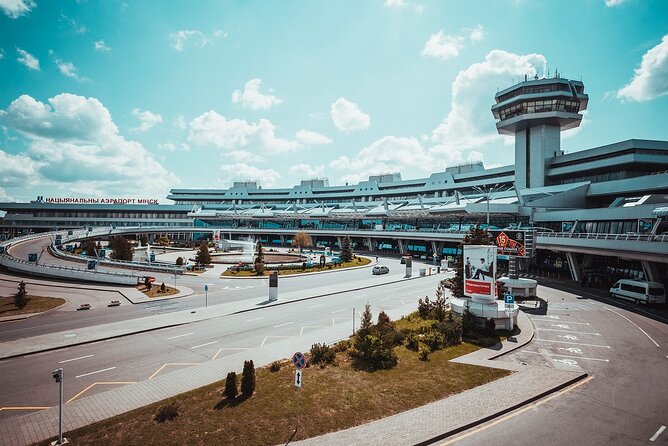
14;281;28;309
340;235;353;262
223;371;238;400
241;360;256;397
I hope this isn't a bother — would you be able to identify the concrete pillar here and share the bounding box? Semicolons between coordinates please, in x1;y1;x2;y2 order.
566;252;580;281
337;236;343;251
398;239;405;255
431;240;438;256
280;235;285;246
366;237;374;251
641;260;660;282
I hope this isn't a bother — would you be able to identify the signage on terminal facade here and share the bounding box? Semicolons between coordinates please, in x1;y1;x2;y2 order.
35;196;159;205
489;230;527;257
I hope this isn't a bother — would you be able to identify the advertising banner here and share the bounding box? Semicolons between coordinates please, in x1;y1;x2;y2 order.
464;245;497;301
489;230;526;257
213;230;221;242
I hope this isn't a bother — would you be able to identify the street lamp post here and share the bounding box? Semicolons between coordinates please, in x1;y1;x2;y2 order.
51;368;67;445
472;184;504;229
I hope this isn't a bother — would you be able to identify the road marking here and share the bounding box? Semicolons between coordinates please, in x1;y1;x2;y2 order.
533;319;590;325
331;308;347;314
192;341;218;349
604;307;660;347
64;333;76;338
332;317;351;326
0;406;50;411
260;336;291;347
650;425;666;442
273;321;294;328
211;347;251;361
75;367;116;379
166;332;194;340
308;304;324;309
548;353;609;362
401;300;406;305
300;325;329;335
538;328;600;336
246;316;265;322
149;363;199;380
67;381;136;403
436;376;594;445
59;354;94;364
534;338;610;348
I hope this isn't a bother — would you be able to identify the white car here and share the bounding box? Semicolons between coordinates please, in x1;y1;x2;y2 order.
372;265;389;275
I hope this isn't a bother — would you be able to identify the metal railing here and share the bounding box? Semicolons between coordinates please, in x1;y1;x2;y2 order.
536;232;668;242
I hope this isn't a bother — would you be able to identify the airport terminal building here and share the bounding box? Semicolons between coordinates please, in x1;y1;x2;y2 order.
2;77;668;286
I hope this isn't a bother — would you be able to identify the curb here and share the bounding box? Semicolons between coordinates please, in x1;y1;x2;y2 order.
488;311;536;360
0;273;444;360
219;255;379;279
413;372;589;446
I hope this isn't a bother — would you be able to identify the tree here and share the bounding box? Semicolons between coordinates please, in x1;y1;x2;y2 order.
241;360;256;397
14;281;28;309
340;235;353;262
433;284;449;322
291;231;312;253
223;372;238;400
160;282;166;293
144;276;152;291
80;239;97;257
158;236;170;246
139;235;149;247
109;236;134;261
176;256;184;266
357;303;373;338
254;240;265;275
195;243;211;267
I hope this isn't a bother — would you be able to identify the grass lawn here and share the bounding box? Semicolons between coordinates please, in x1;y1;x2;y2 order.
0;295;66;316
36;343;510;446
137;284;180;298
221;256;372;277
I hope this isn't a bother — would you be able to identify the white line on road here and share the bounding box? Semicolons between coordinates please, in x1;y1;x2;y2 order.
604;307;660;347
331;308;347;314
538;328;600;336
166;332;194;340
76;367;116;379
246;317;265;322
533;320;591;325
534;339;611;348
273;322;294;328
650;425;666;442
548;354;609;362
192;341;218;349
308;304;324;309
59;354;94;364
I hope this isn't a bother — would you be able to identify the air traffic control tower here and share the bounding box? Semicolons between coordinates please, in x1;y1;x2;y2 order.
492;77;588;188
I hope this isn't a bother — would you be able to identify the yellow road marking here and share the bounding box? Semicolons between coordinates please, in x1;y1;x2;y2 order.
67;381;136;403
437;375;594;445
148;363;199;380
0;406;50;411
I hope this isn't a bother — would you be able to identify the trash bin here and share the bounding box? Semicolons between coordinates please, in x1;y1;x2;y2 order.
419;268;426;277
437;266;441;273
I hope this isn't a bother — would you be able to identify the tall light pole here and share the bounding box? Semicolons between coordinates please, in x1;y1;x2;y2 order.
51;368;67;445
472;184;504;229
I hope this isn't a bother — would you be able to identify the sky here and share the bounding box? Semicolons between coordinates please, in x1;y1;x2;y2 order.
0;0;667;203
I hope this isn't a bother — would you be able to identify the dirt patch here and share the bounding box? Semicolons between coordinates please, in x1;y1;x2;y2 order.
0;295;66;316
137;284;180;298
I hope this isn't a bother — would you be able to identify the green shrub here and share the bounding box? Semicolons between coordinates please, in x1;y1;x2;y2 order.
422;329;446;351
418;344;431;361
310;343;336;366
434;317;463;347
269;361;281;373
461;307;477;337
333;339;350;353
484;318;497;337
405;333;421;351
474;337;500;348
357;335;398;369
223;372;237;400
154;401;180;423
241;360;256;397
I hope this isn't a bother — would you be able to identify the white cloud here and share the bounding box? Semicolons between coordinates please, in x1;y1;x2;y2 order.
16;47;40;71
0;149;38;186
384;0;424;12
227;150;265;162
94;40;111;52
617;34;668;102
170;29;209;51
0;186;15;202
295;129;332;145
231;79;282;110
131;108;163;132
0;93;176;196
49;51;85;81
157;142;189;151
213;29;228;38
421;26;485;60
288;163;325;179
188;111;301;153
330;98;371;133
0;0;36;18
605;0;625;6
220;163;280;188
0;48;5;60
173;115;187;129
60;12;86;34
429;49;546;155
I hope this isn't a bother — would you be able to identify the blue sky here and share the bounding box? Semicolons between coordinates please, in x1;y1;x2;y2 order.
1;0;667;203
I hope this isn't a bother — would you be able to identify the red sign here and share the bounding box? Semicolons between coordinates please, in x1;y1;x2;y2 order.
491;231;526;256
465;280;492;296
42;197;159;205
149;277;155;283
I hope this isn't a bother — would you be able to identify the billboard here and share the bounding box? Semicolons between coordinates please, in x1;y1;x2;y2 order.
464;245;497;301
489;230;527;257
213;230;221;242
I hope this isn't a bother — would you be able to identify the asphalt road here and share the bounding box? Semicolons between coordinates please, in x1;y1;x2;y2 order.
441;285;668;446
0;269;445;421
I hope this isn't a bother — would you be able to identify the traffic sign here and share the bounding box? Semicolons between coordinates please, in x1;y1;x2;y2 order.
294;369;303;388
504;294;515;305
204;284;208;292
292;352;306;369
149;276;155;283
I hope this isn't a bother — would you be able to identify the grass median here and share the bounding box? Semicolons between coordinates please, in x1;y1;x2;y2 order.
221;256;372;277
0;295;66;317
35;342;510;446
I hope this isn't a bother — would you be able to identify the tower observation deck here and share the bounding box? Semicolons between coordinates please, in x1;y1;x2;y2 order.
492;77;589;188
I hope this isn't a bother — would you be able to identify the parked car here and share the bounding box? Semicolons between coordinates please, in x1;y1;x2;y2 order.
609;279;665;305
372;265;389;275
